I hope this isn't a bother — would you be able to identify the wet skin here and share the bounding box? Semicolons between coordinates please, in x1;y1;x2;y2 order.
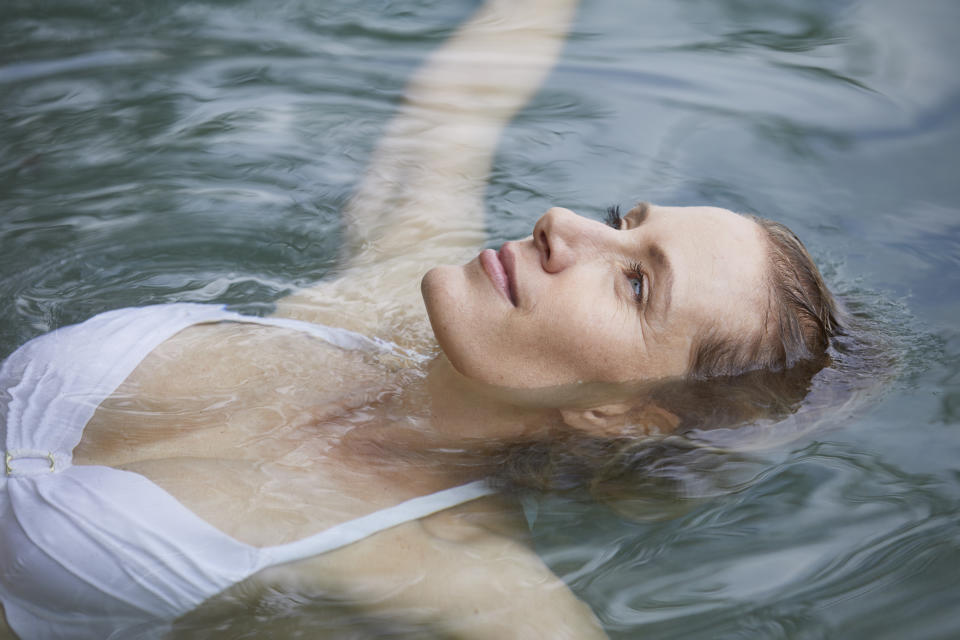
422;204;770;389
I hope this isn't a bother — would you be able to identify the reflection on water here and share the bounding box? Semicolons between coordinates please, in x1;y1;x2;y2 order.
534;439;960;640
2;0;959;638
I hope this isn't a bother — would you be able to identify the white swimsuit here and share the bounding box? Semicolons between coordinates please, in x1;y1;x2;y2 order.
0;304;494;640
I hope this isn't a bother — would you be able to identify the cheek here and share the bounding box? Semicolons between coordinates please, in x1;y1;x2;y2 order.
523;294;642;382
423;267;652;387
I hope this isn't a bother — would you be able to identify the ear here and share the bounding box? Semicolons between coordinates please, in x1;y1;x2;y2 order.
634;403;681;435
560;403;632;435
560;402;681;436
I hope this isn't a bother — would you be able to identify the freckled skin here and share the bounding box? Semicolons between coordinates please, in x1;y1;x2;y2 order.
422;204;769;388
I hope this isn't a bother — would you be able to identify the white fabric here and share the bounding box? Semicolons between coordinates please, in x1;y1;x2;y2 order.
0;304;493;640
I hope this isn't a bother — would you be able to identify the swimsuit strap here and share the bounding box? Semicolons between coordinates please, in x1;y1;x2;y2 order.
260;479;496;566
213;310;422;362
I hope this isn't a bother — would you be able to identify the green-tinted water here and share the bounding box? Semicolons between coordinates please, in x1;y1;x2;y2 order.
2;0;959;637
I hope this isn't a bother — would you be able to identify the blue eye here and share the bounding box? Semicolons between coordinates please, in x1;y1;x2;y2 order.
628;263;646;304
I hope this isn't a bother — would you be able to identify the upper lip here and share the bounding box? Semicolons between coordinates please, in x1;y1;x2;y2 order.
498;242;518;306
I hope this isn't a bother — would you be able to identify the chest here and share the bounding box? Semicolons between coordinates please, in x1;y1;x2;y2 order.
73;322;415;545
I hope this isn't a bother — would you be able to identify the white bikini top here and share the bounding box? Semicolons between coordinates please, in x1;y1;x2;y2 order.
0;303;494;640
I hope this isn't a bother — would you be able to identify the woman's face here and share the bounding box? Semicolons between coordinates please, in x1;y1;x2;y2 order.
422;204;769;389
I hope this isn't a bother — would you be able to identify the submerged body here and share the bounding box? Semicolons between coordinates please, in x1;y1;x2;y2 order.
0;305;501;637
1;303;601;638
0;0;840;637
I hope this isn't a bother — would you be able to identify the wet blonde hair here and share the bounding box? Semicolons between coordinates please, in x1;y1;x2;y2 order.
689;216;841;378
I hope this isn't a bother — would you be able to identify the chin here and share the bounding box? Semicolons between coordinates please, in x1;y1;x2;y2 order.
420;267;491;380
421;265;464;345
420;265;453;321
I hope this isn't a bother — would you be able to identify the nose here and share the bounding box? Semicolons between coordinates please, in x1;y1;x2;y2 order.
532;206;606;273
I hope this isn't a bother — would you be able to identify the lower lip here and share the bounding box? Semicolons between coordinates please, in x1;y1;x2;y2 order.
480;249;514;305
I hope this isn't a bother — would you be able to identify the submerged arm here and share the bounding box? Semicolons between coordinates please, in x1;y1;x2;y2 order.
340;0;580;266
275;0;580;330
186;498;608;639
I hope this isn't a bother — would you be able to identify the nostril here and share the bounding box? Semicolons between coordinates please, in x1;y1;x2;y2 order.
538;229;550;260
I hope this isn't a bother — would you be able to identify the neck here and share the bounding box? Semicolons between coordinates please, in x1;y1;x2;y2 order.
336;354;562;489
422;355;561;443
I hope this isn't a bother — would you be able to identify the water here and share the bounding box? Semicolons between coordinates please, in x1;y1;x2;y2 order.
2;0;959;638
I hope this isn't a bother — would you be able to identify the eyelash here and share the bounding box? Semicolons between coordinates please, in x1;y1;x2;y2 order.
604;205;623;229
603;205;646;305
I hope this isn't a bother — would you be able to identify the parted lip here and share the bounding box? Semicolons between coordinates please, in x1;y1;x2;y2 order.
480;244;517;306
498;242;518;306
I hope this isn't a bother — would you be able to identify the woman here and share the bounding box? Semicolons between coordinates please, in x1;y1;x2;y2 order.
0;0;839;638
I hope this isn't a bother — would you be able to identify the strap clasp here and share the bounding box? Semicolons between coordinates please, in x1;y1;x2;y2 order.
5;450;57;475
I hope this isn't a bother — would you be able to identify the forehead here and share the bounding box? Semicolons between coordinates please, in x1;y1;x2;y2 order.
642;204;769;334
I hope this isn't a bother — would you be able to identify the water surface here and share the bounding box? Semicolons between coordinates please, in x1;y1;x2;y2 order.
2;0;959;638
